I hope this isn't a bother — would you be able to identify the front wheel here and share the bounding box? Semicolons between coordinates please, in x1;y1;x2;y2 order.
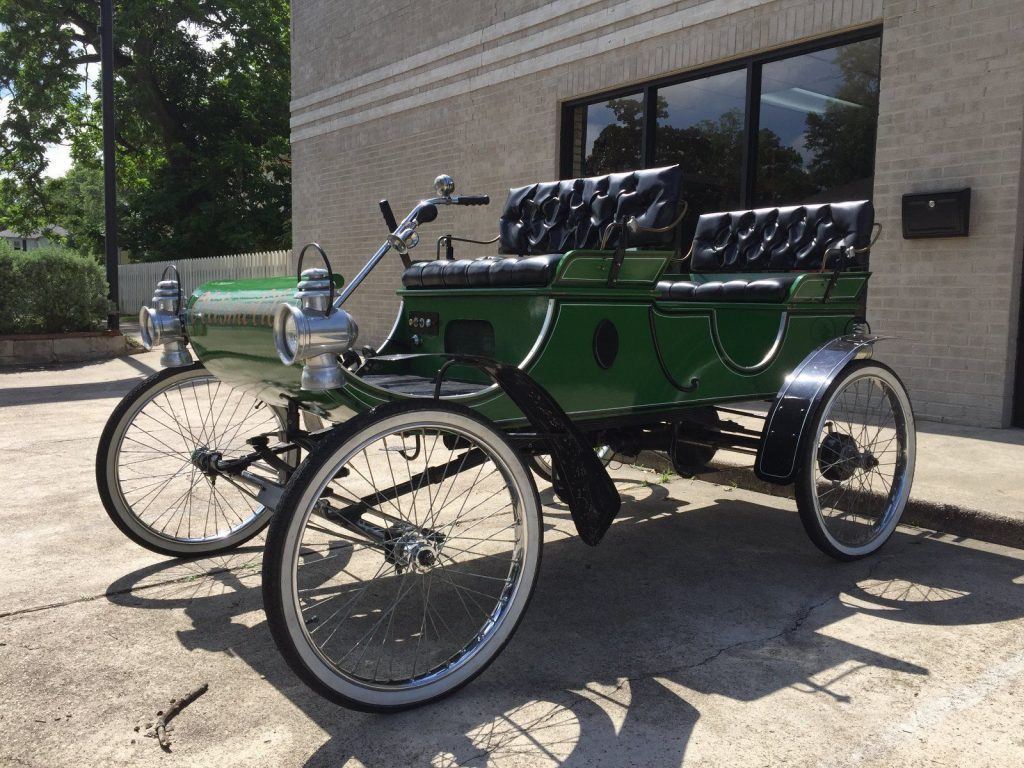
795;361;916;561
96;363;289;557
262;401;542;711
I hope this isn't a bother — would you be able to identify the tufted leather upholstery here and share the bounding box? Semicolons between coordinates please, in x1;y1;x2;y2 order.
654;276;798;303
402;165;685;289
690;200;873;273
498;165;685;255
655;200;873;303
401;254;561;289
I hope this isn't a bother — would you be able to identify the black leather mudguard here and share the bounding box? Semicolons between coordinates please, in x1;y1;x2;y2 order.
367;354;621;545
754;335;883;485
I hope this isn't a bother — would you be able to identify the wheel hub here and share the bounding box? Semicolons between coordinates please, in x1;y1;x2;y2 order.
818;431;877;482
190;446;222;475
391;532;440;573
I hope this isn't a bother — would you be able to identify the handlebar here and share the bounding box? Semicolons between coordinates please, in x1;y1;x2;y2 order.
454;194;489;206
333;185;491;310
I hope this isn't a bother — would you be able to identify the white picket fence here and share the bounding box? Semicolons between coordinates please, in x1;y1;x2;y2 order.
118;250;291;314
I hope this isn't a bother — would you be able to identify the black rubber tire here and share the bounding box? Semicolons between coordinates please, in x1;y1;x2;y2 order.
671;407;721;477
794;361;915;562
262;399;543;712
527;455;553;482
95;363;277;558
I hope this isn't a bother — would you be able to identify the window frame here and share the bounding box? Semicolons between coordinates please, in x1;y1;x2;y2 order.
559;26;883;209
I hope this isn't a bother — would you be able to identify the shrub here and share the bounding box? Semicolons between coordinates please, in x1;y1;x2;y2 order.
0;240;18;333
0;245;109;335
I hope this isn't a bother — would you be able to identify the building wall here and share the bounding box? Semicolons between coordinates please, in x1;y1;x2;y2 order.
868;0;1024;427
291;0;1024;427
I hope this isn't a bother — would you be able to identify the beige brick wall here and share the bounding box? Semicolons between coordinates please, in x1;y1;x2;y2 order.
291;0;1024;427
869;0;1024;427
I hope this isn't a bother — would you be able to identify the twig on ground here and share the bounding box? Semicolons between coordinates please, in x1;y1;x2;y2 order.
151;682;209;751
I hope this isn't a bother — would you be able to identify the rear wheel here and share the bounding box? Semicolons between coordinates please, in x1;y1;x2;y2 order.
263;401;542;711
96;364;289;557
795;362;915;561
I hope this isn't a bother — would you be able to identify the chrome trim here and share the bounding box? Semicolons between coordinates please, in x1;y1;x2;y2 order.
710;311;789;375
442;298;558;401
378;300;405;352
346;298;558;403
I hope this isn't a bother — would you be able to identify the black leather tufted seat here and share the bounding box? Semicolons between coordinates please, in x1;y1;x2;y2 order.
656;276;798;302
401;254;562;289
401;166;685;290
655;200;873;303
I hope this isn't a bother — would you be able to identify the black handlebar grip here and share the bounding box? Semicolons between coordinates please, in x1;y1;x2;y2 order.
457;195;490;206
378;199;398;232
416;203;438;224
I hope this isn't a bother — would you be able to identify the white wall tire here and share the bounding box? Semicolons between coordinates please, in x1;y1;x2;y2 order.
96;364;285;557
262;401;542;711
795;361;916;561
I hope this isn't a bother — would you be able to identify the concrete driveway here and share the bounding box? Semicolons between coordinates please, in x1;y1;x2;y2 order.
1;352;1023;767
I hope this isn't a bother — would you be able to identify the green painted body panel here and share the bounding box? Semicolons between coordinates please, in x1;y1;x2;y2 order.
183;251;866;427
555;250;673;286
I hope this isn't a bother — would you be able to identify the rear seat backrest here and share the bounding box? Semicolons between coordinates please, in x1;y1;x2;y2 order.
498;165;685;255
690;200;874;273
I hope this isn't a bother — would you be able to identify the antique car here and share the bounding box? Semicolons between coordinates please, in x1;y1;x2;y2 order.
96;165;915;711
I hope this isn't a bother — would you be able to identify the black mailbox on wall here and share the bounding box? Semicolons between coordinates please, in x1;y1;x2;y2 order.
902;188;971;239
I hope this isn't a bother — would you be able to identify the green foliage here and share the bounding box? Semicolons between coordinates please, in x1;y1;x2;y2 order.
0;245;108;334
0;0;291;261
45;163;106;257
0;238;17;332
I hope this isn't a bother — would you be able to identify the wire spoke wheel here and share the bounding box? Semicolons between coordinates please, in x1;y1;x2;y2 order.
97;364;289;556
796;361;915;560
263;402;541;711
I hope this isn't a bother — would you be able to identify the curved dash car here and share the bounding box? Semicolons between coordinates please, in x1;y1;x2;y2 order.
97;166;915;711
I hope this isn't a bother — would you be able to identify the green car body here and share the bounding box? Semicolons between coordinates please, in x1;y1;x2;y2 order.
185;248;868;428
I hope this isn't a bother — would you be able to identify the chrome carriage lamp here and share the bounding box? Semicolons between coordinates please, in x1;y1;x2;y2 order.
139;265;194;368
273;244;359;390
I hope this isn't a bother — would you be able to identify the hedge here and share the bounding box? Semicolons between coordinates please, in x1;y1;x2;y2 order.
0;243;109;335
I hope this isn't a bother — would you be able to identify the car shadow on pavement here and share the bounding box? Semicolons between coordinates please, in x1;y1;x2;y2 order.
105;485;1024;767
0;378;147;407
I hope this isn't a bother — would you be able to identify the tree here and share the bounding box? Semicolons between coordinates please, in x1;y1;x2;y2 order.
584;97;644;176
804;41;880;195
45;163;105;257
0;0;290;260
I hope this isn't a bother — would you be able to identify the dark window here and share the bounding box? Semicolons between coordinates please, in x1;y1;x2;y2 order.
574;92;644;176
561;30;881;218
755;38;881;206
655;69;747;238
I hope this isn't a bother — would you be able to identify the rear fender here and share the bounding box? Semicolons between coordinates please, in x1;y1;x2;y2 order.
755;335;884;485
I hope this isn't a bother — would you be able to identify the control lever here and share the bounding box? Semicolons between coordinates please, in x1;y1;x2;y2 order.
378;199;398;232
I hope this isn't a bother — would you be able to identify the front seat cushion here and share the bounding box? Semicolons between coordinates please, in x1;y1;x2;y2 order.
402;253;562;289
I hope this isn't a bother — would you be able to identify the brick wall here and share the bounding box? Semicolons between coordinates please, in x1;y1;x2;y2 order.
291;0;1024;427
869;0;1024;427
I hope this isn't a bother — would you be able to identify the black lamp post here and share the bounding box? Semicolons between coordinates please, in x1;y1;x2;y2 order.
100;0;119;331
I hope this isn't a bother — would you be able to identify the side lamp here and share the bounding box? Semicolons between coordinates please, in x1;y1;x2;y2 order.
273;244;358;391
139;265;194;368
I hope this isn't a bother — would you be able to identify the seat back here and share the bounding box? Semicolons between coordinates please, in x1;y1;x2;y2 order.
498;165;684;256
690;200;874;273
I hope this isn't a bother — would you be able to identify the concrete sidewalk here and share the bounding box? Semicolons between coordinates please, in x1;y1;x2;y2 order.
703;414;1024;548
2;352;1024;766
